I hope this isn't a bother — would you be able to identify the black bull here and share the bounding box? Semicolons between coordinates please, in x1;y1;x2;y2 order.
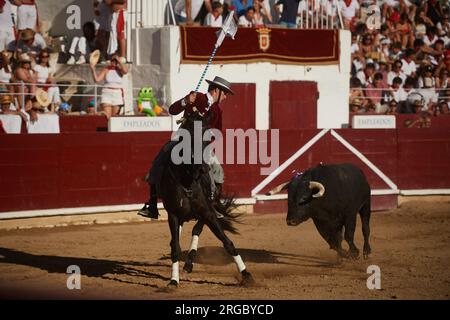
267;163;372;259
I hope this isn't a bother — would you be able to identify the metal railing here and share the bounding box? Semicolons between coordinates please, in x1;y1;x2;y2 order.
0;82;169;116
297;0;344;29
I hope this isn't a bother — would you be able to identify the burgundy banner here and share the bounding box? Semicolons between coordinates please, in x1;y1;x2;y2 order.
180;26;340;65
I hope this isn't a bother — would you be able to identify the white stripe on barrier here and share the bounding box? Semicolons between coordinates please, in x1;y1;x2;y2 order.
330;130;398;191
0;198;257;220
400;189;450;196
251;129;331;196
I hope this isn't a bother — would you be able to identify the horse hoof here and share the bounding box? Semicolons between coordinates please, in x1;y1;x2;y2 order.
240;270;255;287
168;280;179;287
183;263;193;274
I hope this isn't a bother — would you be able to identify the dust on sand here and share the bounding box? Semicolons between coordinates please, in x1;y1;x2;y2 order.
0;200;449;300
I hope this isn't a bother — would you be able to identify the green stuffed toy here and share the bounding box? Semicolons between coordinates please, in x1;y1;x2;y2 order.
137;87;162;117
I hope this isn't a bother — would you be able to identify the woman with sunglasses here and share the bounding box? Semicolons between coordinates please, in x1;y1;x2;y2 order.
33;51;61;112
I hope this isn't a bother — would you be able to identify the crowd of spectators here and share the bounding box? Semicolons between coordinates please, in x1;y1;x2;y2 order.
347;0;450;125
0;0;128;124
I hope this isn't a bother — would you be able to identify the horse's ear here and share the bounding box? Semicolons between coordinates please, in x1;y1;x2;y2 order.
265;181;290;196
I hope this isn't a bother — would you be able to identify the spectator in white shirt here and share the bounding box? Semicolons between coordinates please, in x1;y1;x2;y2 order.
33;50;61;111
0;0;21;52
175;0;212;25
204;1;223;27
339;0;360;30
387;60;407;86
401;49;417;77
238;6;255;27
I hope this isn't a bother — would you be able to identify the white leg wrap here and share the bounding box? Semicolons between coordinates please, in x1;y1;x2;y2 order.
171;262;180;283
233;255;246;273
189;235;199;252
179;226;183;239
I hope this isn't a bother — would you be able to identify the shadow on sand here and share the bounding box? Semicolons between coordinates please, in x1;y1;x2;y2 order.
0;246;336;291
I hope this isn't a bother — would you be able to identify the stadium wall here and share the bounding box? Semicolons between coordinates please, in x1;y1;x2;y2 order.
1;123;450;218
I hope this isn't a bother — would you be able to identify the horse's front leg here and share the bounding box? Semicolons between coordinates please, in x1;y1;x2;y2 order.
206;218;255;286
168;214;181;287
183;220;205;273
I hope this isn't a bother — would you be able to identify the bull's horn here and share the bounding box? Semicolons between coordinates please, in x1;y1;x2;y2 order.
309;181;325;198
265;182;290;196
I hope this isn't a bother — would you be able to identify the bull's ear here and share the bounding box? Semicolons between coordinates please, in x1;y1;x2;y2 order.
265;181;290;196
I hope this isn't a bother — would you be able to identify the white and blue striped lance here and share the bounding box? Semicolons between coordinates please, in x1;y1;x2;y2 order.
194;11;238;94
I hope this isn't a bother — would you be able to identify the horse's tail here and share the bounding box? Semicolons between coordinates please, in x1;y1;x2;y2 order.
214;195;242;235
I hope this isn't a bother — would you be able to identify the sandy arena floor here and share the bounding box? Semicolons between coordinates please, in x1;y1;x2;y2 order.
0;199;449;300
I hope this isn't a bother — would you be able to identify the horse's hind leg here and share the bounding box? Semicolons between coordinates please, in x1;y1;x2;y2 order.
168;214;181;287
183;221;205;274
206;219;255;286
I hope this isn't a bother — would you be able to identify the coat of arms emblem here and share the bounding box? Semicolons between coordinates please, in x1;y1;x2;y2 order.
256;28;271;52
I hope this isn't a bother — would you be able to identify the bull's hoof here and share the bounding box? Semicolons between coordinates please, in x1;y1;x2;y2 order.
183;262;193;274
363;245;371;260
168;280;179;287
348;249;360;260
240;270;256;287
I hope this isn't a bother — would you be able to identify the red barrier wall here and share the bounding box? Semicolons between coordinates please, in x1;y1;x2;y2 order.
1;126;449;215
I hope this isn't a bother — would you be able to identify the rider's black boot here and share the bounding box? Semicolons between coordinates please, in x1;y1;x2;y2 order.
138;185;159;219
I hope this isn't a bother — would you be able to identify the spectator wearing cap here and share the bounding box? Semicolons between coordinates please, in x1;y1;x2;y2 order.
388;59;407;85
16;0;40;32
14;53;37;110
13;28;47;60
0;94;27;121
204;1;223;27
349;77;368;110
350;98;365;113
401;48;417;77
379;38;391;64
356;62;375;87
0;0;20;52
418;65;436;89
33;50;61;112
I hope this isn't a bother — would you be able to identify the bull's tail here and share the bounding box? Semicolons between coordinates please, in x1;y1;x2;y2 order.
214;195;242;235
359;198;372;258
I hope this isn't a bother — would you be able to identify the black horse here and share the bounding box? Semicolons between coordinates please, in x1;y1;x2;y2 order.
158;111;254;287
